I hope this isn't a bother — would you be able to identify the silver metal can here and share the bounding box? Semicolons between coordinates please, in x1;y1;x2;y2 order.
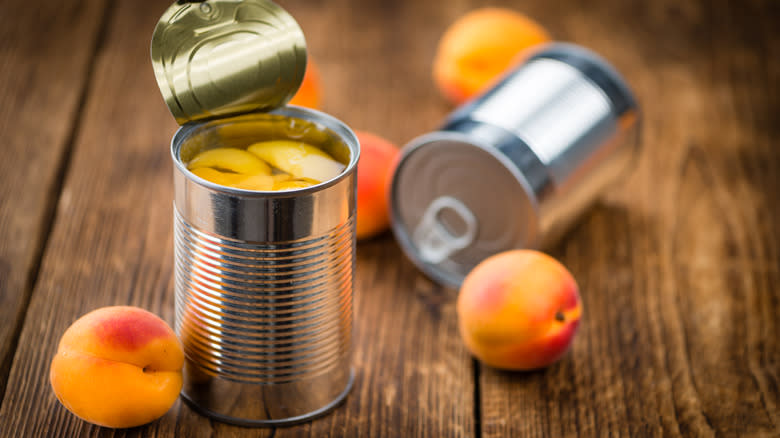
151;0;357;426
171;108;358;426
390;43;640;288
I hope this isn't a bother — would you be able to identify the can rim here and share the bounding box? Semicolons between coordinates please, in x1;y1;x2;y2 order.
389;130;541;289
170;105;360;198
180;369;354;426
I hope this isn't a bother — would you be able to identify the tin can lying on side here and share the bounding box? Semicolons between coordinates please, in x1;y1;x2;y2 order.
390;43;641;288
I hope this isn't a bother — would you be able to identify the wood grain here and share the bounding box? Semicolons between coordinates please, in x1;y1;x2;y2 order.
0;0;246;436
0;0;777;436
276;1;475;437
0;0;475;436
0;0;108;403
478;1;780;437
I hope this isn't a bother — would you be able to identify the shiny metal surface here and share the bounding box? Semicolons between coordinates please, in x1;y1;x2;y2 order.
390;43;640;288
151;0;306;124
466;58;617;186
172;107;358;425
391;132;540;288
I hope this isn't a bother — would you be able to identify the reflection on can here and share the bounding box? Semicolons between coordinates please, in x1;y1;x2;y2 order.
172;108;358;426
391;43;641;288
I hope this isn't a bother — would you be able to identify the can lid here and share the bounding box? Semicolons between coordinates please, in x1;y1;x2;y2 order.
151;0;306;125
390;131;541;289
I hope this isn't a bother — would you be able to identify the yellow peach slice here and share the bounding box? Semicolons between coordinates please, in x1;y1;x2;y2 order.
232;174;275;191
272;179;316;191
191;168;276;191
247;141;345;183
190;167;248;186
188;147;271;175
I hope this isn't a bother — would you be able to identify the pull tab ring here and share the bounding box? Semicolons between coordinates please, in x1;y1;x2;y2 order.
412;196;478;264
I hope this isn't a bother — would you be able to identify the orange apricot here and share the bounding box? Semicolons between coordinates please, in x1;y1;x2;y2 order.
433;8;551;105
355;131;400;240
50;306;184;428
457;250;581;370
288;57;322;109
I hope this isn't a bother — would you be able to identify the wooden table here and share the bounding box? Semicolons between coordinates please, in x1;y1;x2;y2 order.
0;0;777;436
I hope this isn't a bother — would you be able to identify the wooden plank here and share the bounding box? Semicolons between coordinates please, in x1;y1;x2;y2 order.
478;0;780;437
0;0;108;402
0;0;477;436
2;0;776;436
276;0;476;436
0;0;271;436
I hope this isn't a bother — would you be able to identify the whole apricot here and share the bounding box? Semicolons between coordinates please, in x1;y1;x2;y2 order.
288;57;321;109
355;131;400;240
433;8;551;104
457;250;581;370
50;306;184;428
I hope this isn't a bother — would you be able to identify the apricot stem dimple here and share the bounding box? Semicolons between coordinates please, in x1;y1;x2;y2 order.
554;310;565;322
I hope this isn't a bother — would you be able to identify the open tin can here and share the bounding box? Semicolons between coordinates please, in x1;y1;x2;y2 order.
151;0;356;426
391;43;640;288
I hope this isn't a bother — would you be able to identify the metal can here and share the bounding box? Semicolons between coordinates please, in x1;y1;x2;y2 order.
172;109;357;426
390;43;640;288
151;0;357;426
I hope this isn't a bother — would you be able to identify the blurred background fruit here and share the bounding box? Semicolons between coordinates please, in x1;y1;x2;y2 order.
433;8;551;105
288;57;322;109
188;148;270;175
355;131;400;240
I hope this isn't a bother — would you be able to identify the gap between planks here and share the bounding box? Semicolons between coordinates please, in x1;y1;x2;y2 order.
0;0;116;410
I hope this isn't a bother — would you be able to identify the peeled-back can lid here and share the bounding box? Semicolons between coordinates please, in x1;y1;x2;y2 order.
151;0;306;124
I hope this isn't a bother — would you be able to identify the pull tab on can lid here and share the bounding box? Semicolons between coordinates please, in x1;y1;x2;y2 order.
412;196;479;264
390;132;542;289
151;0;307;124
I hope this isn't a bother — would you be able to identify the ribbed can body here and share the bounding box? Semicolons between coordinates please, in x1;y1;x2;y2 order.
170;107;358;426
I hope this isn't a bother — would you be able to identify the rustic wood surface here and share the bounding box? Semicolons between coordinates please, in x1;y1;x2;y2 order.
0;0;777;436
0;0;109;401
